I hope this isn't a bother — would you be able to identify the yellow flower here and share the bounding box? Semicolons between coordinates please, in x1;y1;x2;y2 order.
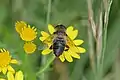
39;24;86;62
20;25;37;41
15;21;27;34
23;42;36;54
0;79;6;80
0;70;24;80
0;49;18;74
15;21;37;41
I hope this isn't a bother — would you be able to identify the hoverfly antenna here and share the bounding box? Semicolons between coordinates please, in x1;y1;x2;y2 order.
55;24;66;29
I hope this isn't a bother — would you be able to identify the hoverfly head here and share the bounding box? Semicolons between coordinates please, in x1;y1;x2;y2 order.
55;24;66;31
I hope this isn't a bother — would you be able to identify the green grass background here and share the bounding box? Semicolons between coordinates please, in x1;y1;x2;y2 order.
0;0;120;80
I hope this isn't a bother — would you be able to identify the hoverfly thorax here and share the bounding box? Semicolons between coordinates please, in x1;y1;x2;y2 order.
55;24;66;33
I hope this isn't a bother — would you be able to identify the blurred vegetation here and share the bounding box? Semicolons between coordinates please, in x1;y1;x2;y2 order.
0;0;120;80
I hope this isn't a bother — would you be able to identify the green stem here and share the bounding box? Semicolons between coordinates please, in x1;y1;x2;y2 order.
46;0;52;25
96;10;103;80
36;55;55;76
101;0;113;75
88;25;96;77
40;0;52;80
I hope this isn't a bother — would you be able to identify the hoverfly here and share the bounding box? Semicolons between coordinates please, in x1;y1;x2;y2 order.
43;24;79;57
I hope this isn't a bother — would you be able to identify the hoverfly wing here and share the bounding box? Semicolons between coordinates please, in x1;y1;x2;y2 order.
66;35;80;53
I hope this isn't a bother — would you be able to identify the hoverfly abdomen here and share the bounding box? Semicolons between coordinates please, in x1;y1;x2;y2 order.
53;38;66;57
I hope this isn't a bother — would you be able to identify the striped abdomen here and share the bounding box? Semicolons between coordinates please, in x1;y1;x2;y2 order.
53;38;66;57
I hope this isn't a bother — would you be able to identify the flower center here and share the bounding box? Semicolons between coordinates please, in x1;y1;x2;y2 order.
21;27;37;41
0;52;11;67
23;42;36;54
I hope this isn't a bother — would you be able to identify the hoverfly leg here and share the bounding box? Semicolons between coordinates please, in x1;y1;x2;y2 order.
49;45;53;50
53;32;57;34
65;49;69;51
65;45;69;51
66;45;69;48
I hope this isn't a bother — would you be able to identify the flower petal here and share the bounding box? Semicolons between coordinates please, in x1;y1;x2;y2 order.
15;21;27;34
10;59;18;64
0;49;4;52
71;30;78;40
0;68;1;72
73;40;84;46
39;37;46;41
41;48;52;55
66;26;74;34
66;26;73;37
48;24;55;34
15;71;24;80
2;67;7;74
64;52;73;62
0;78;6;80
66;26;78;40
77;47;86;53
69;46;79;53
69;50;80;59
41;31;50;37
7;71;14;80
59;54;65;62
7;65;15;73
